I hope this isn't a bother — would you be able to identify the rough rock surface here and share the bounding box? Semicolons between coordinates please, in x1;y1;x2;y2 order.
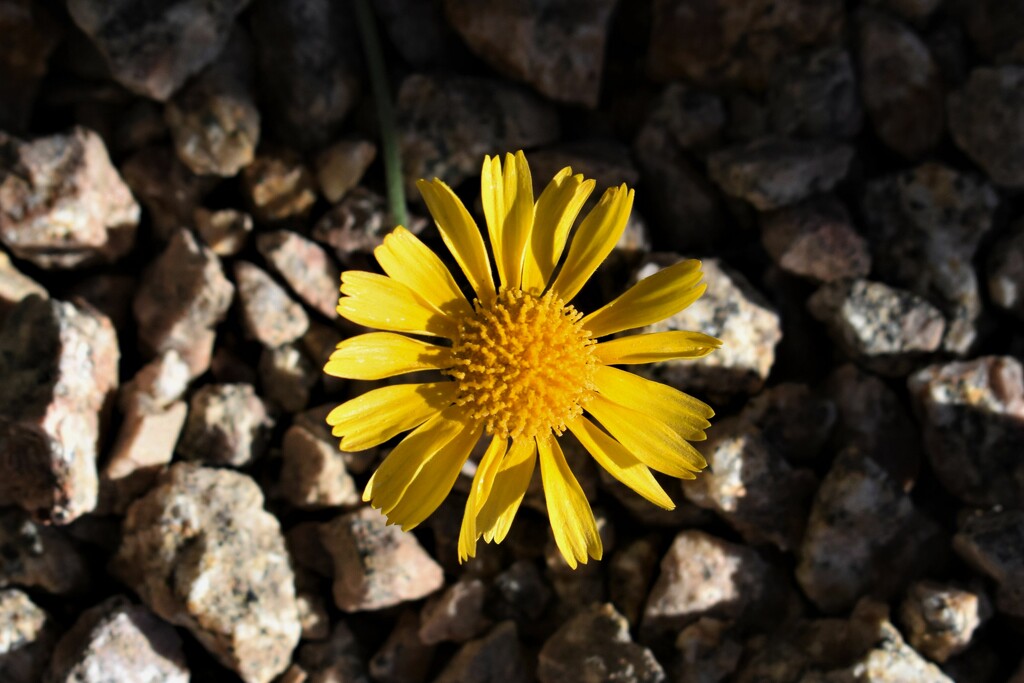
194;208;253;256
0;127;139;269
954;509;1024;619
0;509;90;595
763;47;863;140
948;66;1024;187
259;344;318;413
177;382;274;467
257;230;340;319
899;581;990;663
234;261;310;347
0;252;46;319
242;152;318;223
279;424;358;509
120;147;217;241
419;578;490;645
112;463;300;683
290;622;368;683
760;196;871;283
433;622;529;683
369;610;436;683
0;588;56;683
741;382;836;462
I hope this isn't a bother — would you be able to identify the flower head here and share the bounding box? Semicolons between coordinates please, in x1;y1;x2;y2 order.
325;151;720;568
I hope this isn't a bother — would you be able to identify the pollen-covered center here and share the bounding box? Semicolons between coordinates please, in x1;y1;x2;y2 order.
447;289;598;439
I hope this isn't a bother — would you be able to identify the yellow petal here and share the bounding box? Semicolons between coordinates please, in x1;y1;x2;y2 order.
582;259;705;338
586;392;706;478
325;332;452;380
362;404;466;508
477;437;536;544
549;184;634;303
385;421;484;531
338;272;458;338
374;227;473;318
327;382;456;451
480;155;507;286
566;416;675;509
594;365;713;439
522;167;594;293
500;151;535;290
416;178;495;301
458;435;508;562
594;330;722;365
537;434;603;569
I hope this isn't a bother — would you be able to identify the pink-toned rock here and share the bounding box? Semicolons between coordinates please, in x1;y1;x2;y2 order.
234;261;309;348
419;578;491;645
0;250;46;319
0;127;139;269
121;147;216;241
279;425;358;509
257;230;340;319
760;196;871;283
133;229;234;377
0;296;118;523
177;383;274;468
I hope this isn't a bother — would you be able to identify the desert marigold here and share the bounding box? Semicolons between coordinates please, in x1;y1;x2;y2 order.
324;151;720;568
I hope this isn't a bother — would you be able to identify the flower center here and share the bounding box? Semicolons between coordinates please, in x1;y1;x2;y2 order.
447;289;598;439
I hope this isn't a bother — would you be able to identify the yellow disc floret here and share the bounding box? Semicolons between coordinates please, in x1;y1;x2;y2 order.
447;289;598;439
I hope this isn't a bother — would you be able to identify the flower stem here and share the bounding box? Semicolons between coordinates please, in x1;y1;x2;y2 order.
353;0;408;228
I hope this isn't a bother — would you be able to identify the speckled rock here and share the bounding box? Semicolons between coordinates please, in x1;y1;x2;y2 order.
194;207;253;256
280;424;358;509
67;0;250;100
234;261;309;348
177;383;273;468
741;382;836;462
539;603;665;683
707;138;854;211
683;416;817;551
369;610;436;683
948;66;1024;188
761;196;870;283
165;30;260;177
0;127;139;269
313;187;399;258
397;74;559;193
857;9;944;158
444;0;616;108
908;356;1024;508
121;147;216;241
0;249;46;320
640;256;782;396
861;163;997;354
242;152;318;223
257;230;340;319
433;621;529;683
321;507;444;612
0;296;118;523
291;622;368;683
45;596;189;683
112;463;300;683
674;618;742;683
0;588;57;683
988;218;1024;320
0;509;90;595
259;344;318;412
419;578;490;645
808;279;945;376
899;581;990;663
315;139;376;203
0;0;61;133
796;448;942;613
133;228;234;377
954;509;1024;619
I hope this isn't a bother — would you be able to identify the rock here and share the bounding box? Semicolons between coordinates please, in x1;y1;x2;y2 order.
0;509;90;595
0;251;46;319
539;603;665;683
857;9;944;158
280;424;358;509
640;256;782;396
165;30;260;177
609;538;661;627
259;344;318;412
112;463;300;683
683;416;817;551
419;578;490;645
764;47;863;140
67;0;250;101
194;208;253;257
121;147;216;241
0;296;118;523
295;403;378;475
642;530;785;640
954;509;1024;619
242;152;318;223
948;66;1024;188
962;0;1024;60
293;573;330;642
861;163;998;354
527;141;640;196
871;0;940;21
673;619;742;683
121;349;191;413
134;229;234;377
373;0;470;69
707;138;854;211
796;448;942;613
646;0;845;89
234;261;310;347
249;0;360;149
489;560;552;628
292;622;368;683
0;588;57;683
321;507;444;612
313;187;398;258
432;621;529;683
177;383;274;467
740;382;836;462
315;139;377;203
257;230;340;319
0;0;62;133
899;581;990;663
988;218;1024;320
638;85;725;152
760;196;871;283
67;273;136;333
807;279;946;376
46;596;189;683
397;74;559;193
908;356;1024;508
444;0;617;108
0;127;139;269
370;610;436;683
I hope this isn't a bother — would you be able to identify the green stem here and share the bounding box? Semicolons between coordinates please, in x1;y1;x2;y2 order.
353;0;408;228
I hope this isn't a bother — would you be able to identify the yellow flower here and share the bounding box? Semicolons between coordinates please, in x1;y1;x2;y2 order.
324;151;720;568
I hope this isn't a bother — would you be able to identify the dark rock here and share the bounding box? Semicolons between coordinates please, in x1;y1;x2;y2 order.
369;610;436;683
293;622;369;683
489;559;552;627
0;0;62;133
0;588;57;683
609;537;660;627
257;230;340;319
870;0;940;21
112;463;300;683
954;509;1024;619
988;218;1024;320
527;140;640;194
0;251;46;320
177;383;274;468
740;382;836;462
373;0;469;69
639;84;725;153
259;343;318;412
908;356;1024;508
857;9;944;158
962;0;1024;61
67;0;250;100
241;152;318;223
419;578;490;645
312;187;429;259
948;66;1024;188
194;207;253;256
760;196;871;283
0;509;90;595
673;618;742;683
279;424;358;509
707;137;854;211
432;621;529;683
315;139;376;204
899;581;990;663
46;596;189;683
0;127;139;269
764;47;863;140
121;147;216;241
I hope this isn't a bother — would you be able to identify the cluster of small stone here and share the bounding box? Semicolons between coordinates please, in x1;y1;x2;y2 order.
1;0;1023;682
